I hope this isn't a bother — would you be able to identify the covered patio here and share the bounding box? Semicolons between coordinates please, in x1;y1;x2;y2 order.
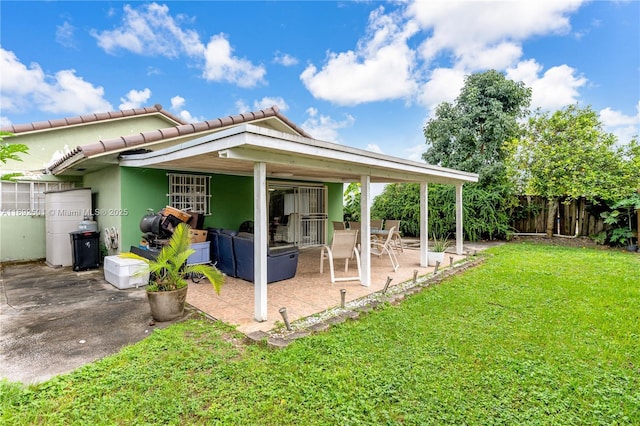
48;106;479;326
120;122;479;324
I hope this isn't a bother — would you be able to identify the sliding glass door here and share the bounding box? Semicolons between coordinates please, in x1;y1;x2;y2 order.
269;183;327;247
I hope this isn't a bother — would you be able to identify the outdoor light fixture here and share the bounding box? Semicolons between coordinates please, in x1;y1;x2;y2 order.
340;289;346;308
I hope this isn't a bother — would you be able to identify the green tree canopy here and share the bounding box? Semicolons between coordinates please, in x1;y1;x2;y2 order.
0;131;29;181
506;104;640;237
423;69;531;182
418;70;531;240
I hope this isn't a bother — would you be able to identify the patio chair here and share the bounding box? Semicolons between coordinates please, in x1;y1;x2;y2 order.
348;221;361;231
332;221;346;230
383;219;403;253
371;226;400;272
370;219;383;230
320;230;361;283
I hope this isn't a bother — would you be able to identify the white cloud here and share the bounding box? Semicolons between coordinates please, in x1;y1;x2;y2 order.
506;59;587;110
600;102;640;145
91;3;203;58
56;21;76;48
119;88;152;110
202;34;266;88
170;95;185;110
255;97;288;111
300;6;419;105
417;67;466;113
1;116;12;127
0;48;112;116
405;143;427;162
168;95;203;123
301;108;355;142
274;51;298;66
235;97;289;113
235;100;251;114
91;3;264;87
408;0;583;67
365;143;384;154
301;0;591;120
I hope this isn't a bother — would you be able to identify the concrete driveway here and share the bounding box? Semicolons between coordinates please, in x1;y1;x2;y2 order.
0;262;178;384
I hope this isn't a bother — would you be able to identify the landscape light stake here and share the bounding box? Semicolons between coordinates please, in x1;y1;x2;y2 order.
413;270;418;284
433;261;440;275
340;288;347;308
465;250;470;260
383;276;393;293
449;256;454;268
279;307;292;331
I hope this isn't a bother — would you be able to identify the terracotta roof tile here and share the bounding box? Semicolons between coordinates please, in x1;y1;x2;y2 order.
159;127;180;139
1;104;186;134
123;134;146;147
102;137;126;152
46;105;312;173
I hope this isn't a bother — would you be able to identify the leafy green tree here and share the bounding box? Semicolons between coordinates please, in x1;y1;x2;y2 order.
371;182;511;240
371;183;421;236
420;70;531;240
0;131;29;181
423;70;531;181
507;104;640;237
342;182;361;222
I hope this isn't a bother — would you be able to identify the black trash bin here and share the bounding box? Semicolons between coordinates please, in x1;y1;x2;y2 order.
70;231;101;271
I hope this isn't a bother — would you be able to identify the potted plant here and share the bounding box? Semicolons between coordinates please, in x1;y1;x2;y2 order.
427;233;450;266
121;223;224;321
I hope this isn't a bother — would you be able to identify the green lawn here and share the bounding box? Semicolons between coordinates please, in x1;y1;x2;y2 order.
2;243;639;425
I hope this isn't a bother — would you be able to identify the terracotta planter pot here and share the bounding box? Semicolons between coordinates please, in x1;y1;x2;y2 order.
146;286;188;322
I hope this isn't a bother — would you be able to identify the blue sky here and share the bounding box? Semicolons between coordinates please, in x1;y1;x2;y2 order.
1;0;639;163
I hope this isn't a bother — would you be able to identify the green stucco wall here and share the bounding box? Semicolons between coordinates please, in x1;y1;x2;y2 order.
208;175;254;230
327;182;344;234
0;176;81;263
2;115;181;175
83;166;122;255
0;215;46;262
118;167;344;250
120;167;168;251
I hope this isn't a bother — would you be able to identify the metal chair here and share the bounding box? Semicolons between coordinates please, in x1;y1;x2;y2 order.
320;230;361;283
383;219;403;253
371;226;400;271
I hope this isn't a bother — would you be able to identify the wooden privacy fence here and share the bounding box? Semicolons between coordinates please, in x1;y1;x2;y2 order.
511;196;607;237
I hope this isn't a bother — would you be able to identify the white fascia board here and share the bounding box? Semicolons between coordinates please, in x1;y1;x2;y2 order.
118;123;479;184
239;125;478;183
119;131;248;167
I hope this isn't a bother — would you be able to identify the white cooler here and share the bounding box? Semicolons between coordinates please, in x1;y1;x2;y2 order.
104;256;149;289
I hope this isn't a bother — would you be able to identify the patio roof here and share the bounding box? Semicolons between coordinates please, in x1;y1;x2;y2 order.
116;123;478;185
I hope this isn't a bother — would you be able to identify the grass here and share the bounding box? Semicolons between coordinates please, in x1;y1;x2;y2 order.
1;242;639;425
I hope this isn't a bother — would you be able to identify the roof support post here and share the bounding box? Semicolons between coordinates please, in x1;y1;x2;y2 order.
455;183;464;255
254;162;268;321
420;182;428;267
360;175;371;287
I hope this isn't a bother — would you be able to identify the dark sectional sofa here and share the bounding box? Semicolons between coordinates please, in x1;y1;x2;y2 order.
207;228;299;284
